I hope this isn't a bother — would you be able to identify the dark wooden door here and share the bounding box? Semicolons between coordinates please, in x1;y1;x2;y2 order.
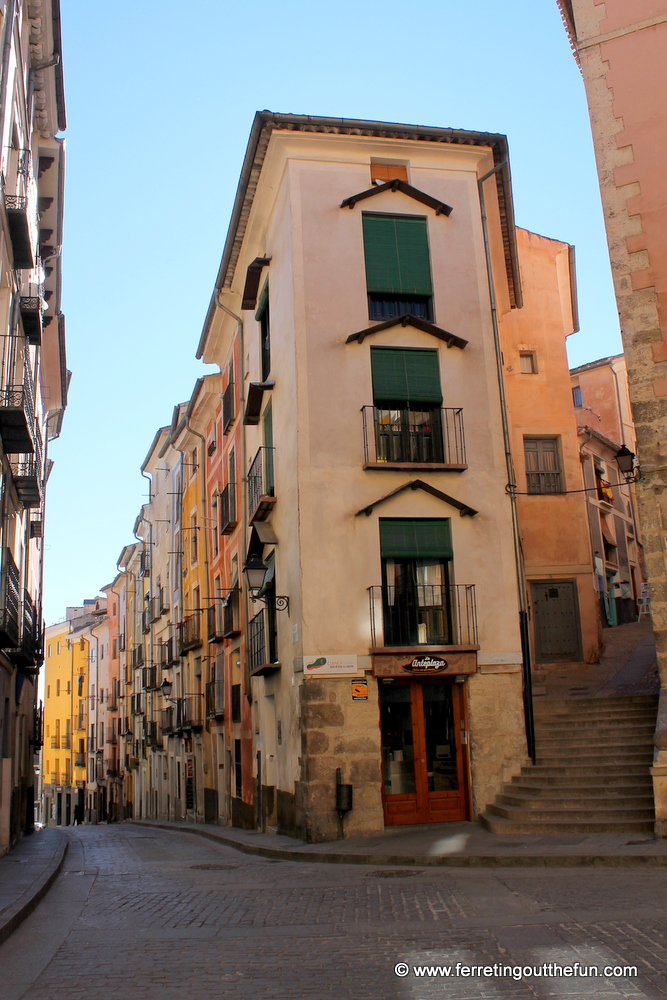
531;580;582;663
380;680;468;825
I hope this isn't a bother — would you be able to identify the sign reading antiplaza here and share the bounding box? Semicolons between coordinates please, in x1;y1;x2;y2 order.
404;655;448;672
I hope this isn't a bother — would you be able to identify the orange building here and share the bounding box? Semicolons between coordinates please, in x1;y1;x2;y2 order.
500;228;601;673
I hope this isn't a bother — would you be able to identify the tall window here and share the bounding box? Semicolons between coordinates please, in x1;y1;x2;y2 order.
572;385;582;408
524;437;563;494
234;739;242;799
190;513;198;564
362;213;433;321
380;518;453;646
256;284;270;381
371;347;444;463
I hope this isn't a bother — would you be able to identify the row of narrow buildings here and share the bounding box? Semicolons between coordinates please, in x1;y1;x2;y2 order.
41;113;647;840
0;0;68;853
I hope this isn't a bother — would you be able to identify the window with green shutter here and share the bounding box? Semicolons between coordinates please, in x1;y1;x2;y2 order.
362;213;433;322
380;519;452;559
371;348;442;405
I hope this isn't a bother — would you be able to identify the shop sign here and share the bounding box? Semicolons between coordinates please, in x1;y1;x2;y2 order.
304;654;359;676
351;679;368;701
404;655;448;672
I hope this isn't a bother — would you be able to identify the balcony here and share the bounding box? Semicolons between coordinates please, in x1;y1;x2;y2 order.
206;679;225;720
141;608;151;634
0;372;37;456
207;600;225;642
223;380;235;433
74;752;85;767
131;644;144;669
223;589;241;638
362;406;467;470
248;446;276;522
144;719;161;748
175;695;203;731
160;706;174;735
158;636;177;667
20;296;43;345
179;611;201;653
368;584;478;650
248;606;278;677
220;481;237;534
0;548;20;648
142;665;158;690
60;734;71;750
118;632;126;652
50;735;59;749
4;193;36;268
131;693;144;716
7;590;41;667
10;457;42;508
139;550;150;577
526;470;563;495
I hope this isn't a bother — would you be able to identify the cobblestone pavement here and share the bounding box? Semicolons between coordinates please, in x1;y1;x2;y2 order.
0;824;666;999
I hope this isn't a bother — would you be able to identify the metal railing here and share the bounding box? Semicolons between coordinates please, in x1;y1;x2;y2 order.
248;446;275;520
74;752;85;767
158;636;177;667
248;606;277;673
207;600;225;642
222;380;235;433
362;406;466;466
50;735;59;749
368;584;478;648
142;665;158;690
160;707;174;735
130;693;144;715
131;644;144;669
206;679;225;719
179;612;201;653
175;695;203;730
223;588;241;638
60;734;71;750
220;481;237;534
0;548;21;647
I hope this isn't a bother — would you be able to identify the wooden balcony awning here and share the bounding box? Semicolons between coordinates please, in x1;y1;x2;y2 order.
340;179;452;216
346;314;467;350
241;256;271;310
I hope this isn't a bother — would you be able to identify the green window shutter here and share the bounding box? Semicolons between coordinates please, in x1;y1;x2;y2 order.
362;214;432;296
380;519;452;559
371;348;442;404
255;283;269;321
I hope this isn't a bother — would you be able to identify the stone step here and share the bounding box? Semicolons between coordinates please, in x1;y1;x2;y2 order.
535;699;658;716
526;763;652;776
498;791;655;810
536;719;656;731
510;778;652;794
486;802;655;823
536;753;653;767
479;813;655;835
535;729;653;749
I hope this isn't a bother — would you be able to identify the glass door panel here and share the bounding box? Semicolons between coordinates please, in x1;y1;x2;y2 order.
379;684;416;796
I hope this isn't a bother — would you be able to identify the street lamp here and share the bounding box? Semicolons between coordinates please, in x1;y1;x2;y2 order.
615;445;637;482
243;554;289;613
160;678;172;699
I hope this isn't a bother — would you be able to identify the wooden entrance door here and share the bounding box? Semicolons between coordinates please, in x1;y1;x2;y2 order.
531;580;582;663
380;679;468;825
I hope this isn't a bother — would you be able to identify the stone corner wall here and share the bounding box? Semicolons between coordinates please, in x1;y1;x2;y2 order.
466;669;528;817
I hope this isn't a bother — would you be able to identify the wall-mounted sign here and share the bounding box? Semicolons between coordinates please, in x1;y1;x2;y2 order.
304;654;360;676
351;679;368;701
404;655;448;672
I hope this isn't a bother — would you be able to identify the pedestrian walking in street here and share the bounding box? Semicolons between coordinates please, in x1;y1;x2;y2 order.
73;804;83;826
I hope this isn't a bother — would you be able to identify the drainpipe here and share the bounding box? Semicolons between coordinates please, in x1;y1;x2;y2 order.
478;164;535;763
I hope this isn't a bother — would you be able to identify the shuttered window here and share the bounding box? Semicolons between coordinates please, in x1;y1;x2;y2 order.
524;437;563;494
380;519;452;559
371;347;442;404
362;214;432;296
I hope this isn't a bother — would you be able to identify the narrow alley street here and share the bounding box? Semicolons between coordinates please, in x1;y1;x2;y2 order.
0;825;666;1000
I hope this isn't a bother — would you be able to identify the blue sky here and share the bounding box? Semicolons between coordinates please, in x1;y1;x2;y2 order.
43;0;621;623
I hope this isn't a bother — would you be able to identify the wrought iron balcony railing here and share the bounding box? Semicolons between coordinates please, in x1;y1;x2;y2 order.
0;371;38;458
206;679;225;719
74;752;85;767
0;548;21;648
20;296;43;345
179;611;201;653
248;606;278;677
7;589;41;667
526;470;563;495
50;735;59;749
175;695;203;730
10;456;42;508
223;588;241;638
4;193;36;269
142;665;158;691
362;406;466;468
143;719;161;747
60;734;71;750
131;644;144;669
248;446;275;522
160;706;174;735
158;636;177;667
130;693;144;716
368;584;478;649
222;380;235;433
207;600;225;642
220;481;237;534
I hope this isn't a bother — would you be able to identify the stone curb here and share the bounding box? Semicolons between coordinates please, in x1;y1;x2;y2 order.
0;831;69;945
129;820;667;868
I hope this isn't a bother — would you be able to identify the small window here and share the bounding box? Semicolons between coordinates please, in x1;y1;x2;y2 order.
370;162;408;185
524;437;563;494
56;679;60;696
572;385;582;407
56;641;61;655
519;352;537;374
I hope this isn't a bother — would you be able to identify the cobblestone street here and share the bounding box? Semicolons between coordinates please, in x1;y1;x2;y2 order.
0;825;665;999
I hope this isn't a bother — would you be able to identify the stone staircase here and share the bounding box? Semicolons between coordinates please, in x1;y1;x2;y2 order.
480;695;658;834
